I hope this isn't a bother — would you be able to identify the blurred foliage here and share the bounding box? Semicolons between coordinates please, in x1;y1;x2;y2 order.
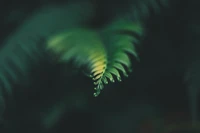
0;0;199;133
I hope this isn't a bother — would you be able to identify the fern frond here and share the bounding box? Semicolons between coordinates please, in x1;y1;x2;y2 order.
104;19;143;36
0;37;44;95
47;28;107;67
91;20;143;96
47;28;107;96
123;0;169;20
137;0;168;10
0;2;94;96
47;19;143;97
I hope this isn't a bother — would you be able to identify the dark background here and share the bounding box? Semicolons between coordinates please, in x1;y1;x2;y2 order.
0;0;200;132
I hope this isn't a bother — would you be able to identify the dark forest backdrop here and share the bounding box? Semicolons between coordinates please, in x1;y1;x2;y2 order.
0;0;200;132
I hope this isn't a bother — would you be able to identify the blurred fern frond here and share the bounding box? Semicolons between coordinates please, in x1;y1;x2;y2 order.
119;0;169;20
47;19;143;97
0;2;94;96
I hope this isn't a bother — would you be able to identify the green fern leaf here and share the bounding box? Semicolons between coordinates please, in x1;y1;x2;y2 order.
47;20;143;97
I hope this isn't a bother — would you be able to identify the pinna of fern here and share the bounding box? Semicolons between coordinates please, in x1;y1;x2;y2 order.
47;19;143;97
